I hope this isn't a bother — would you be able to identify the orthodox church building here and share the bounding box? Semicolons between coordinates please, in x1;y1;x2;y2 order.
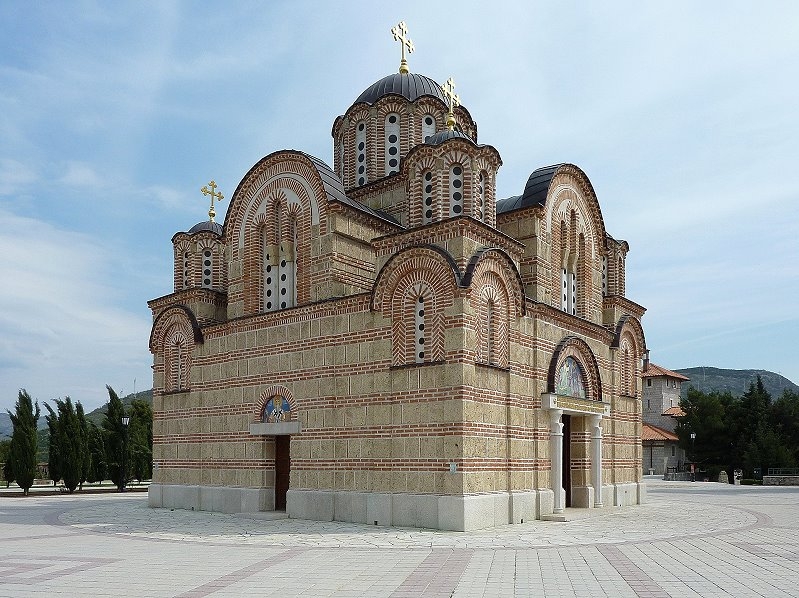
147;25;648;530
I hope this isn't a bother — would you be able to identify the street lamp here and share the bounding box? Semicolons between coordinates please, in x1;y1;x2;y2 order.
690;432;696;482
121;416;130;492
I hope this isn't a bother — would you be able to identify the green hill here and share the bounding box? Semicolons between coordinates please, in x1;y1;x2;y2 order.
677;367;798;400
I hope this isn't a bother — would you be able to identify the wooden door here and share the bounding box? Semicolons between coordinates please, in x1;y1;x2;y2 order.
562;414;572;507
274;435;290;511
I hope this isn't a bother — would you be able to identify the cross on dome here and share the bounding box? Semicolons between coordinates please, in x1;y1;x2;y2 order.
391;20;414;74
442;77;460;129
201;180;224;223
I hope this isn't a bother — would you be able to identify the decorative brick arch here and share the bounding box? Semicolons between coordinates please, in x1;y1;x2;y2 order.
546;336;603;402
612;315;646;398
149;306;203;393
372;245;460;365
254;385;298;423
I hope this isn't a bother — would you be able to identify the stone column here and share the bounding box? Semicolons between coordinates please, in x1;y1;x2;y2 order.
550;409;564;514
591;414;603;507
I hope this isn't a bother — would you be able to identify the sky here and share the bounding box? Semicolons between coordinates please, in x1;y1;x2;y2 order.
1;1;797;413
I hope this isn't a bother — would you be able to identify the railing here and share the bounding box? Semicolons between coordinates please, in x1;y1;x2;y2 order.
768;468;799;476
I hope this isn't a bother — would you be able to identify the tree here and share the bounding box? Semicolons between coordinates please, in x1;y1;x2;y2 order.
677;387;736;469
0;439;12;486
129;399;153;482
76;402;90;489
43;403;62;487
102;386;129;491
8;389;40;495
54;398;83;492
86;422;107;483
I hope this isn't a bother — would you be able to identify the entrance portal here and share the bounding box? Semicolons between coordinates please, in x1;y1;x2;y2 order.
562;414;572;507
275;435;290;511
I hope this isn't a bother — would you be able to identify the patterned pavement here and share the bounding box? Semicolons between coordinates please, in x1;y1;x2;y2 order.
1;478;798;597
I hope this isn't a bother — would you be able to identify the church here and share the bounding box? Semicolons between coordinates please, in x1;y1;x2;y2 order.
147;23;647;531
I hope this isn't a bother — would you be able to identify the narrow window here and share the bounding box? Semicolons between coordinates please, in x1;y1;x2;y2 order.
263;227;277;311
183;251;191;289
671;445;676;457
422;170;434;224
476;172;485;221
561;268;568;311
278;219;297;309
384;113;400;176
449;164;463;217
602;255;608;296
569;270;577;315
355;121;367;186
422;114;435;141
647;379;652;387
486;300;495;364
415;295;425;363
175;342;183;390
201;249;213;288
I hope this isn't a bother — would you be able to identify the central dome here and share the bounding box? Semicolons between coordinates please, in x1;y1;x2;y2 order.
354;72;447;105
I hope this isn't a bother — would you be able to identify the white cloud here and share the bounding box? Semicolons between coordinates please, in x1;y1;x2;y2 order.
0;209;152;412
59;161;104;188
0;159;37;195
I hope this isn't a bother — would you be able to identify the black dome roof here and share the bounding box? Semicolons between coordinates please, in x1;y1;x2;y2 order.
355;72;447;105
425;128;473;146
188;220;223;235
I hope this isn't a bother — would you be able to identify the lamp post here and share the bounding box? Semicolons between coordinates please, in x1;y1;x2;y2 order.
690;432;696;482
121;416;130;492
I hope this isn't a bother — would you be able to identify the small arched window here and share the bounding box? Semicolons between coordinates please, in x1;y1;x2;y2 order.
201;249;213;288
475;172;485;221
167;333;189;392
355;121;367;186
422;170;434;224
263;227;276;311
449;164;463;217
422;114;435;141
384;113;400;176
182;251;191;289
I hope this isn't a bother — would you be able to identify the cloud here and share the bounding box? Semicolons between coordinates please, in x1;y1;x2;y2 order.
59;161;104;188
0;159;37;195
0;209;152;412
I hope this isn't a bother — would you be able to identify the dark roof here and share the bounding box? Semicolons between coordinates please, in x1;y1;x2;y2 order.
187;220;223;235
303;153;400;226
425;129;473;146
354;72;447;105
496;164;563;214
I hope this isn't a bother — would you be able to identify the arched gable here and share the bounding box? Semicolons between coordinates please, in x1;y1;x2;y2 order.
611;314;646;353
149;305;203;353
463;248;525;317
546;336;603;402
372;245;460;365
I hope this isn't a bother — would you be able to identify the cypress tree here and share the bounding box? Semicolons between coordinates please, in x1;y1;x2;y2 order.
130;399;153;481
55;398;82;492
44;403;62;487
76;402;90;489
87;422;107;483
102;386;128;491
8;389;40;496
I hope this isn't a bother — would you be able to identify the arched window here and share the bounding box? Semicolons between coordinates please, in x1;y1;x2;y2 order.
475;172;485;221
422;170;434;224
414;288;426;363
384;113;400;176
422;114;435;141
167;333;189;392
485;299;495;363
278;216;297;309
355;121;367;186
263;227;277;311
182;250;191;289
449;164;463;217
201;248;213;288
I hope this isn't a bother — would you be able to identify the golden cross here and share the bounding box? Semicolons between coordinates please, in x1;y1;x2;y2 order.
201;180;224;223
391;21;414;74
442;77;460;129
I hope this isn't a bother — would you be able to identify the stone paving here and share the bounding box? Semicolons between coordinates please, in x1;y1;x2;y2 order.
1;478;799;597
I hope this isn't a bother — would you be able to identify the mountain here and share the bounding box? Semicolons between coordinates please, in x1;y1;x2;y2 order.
84;389;153;427
1;390;153;439
677;367;799;400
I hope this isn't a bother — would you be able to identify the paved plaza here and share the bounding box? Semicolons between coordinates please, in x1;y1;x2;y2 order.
1;478;798;597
